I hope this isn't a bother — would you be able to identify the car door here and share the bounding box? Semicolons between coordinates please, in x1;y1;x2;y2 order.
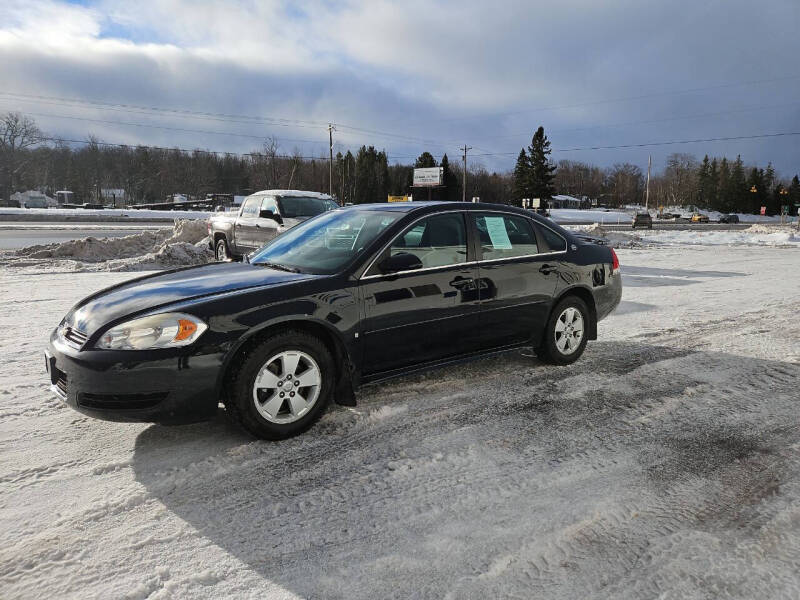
251;196;283;248
469;212;561;349
234;195;263;252
359;212;482;376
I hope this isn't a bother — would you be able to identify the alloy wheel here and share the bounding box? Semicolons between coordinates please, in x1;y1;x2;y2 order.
252;351;322;424
554;307;584;355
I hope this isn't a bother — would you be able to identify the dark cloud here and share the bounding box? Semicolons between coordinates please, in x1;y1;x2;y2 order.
1;0;798;176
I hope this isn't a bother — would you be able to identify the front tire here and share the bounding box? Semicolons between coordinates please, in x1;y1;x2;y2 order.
225;331;334;440
535;296;590;365
215;237;231;262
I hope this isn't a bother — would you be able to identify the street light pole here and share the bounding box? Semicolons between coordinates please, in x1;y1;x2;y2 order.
462;144;471;203
328;124;335;198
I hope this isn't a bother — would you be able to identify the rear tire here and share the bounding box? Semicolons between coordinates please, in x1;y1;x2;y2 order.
225;331;334;440
535;296;590;365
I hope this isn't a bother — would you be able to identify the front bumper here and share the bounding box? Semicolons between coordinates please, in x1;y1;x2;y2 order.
45;331;223;424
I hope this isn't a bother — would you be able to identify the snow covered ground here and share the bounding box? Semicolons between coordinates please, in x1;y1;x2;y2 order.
0;207;214;220
1;244;799;599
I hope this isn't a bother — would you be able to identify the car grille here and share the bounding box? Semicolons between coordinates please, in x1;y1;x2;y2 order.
61;326;88;349
78;392;168;411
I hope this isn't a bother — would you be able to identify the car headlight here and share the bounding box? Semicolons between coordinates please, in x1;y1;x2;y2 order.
96;313;208;350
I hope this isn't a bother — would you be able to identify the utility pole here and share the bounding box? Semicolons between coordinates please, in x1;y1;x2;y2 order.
328;123;335;198
645;154;651;211
461;144;472;203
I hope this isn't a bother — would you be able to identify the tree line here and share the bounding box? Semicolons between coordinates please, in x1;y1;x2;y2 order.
2;112;798;213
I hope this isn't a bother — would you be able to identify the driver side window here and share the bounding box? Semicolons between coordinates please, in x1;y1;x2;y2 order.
388;213;467;270
242;195;261;216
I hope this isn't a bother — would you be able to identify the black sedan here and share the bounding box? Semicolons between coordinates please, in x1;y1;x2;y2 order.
46;202;622;439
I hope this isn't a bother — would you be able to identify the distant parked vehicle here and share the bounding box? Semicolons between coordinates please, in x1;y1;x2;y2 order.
632;213;653;229
719;214;740;224
657;211;679;220
207;190;338;261
691;213;709;223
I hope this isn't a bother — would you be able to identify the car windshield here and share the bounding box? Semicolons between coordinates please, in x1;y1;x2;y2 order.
250;208;402;274
277;196;336;218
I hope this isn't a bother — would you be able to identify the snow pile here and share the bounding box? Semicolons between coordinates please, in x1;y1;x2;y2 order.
569;223;644;249
105;240;212;272
16;230;171;261
550;208;632;223
634;227;800;247
12;219;213;270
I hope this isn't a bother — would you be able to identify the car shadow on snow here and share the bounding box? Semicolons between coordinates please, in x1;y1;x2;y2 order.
621;265;746;288
131;341;800;599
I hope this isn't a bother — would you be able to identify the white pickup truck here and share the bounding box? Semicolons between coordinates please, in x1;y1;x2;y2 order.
207;189;337;261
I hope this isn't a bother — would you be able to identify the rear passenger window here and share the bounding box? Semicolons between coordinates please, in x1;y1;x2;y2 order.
535;224;567;252
472;214;538;261
389;213;467;269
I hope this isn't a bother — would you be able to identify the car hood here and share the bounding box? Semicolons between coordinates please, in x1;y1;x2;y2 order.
65;262;318;336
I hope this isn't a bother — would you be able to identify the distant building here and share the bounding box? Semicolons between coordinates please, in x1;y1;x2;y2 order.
550;194;591;209
11;190;56;208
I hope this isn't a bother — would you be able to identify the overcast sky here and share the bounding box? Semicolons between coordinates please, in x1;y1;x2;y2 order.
1;0;799;176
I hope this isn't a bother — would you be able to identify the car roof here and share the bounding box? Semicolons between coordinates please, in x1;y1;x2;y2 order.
345;201;532;215
340;201;568;233
250;189;333;199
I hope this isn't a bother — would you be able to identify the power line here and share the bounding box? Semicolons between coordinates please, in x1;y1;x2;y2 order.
39;136;331;161
0;91;328;129
461;100;800;142
31;130;800;165
470;131;800;157
0;105;328;145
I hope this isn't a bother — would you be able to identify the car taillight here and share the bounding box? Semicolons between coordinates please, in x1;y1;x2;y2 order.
611;248;620;274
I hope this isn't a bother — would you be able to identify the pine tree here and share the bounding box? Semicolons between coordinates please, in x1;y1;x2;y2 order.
440;153;460;201
709;158;719;211
527;126;556;208
730;155;747;213
747;167;767;214
718;158;732;212
764;162;775;193
789;175;800;207
414;152;437;168
697;155;711;208
512;148;530;206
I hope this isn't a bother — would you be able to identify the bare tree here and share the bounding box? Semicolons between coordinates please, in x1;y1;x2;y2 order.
0;112;44;200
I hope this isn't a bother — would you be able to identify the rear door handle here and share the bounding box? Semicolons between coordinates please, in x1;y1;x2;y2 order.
539;264;558;274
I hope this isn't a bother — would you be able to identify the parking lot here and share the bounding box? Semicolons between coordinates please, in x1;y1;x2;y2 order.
1;245;799;599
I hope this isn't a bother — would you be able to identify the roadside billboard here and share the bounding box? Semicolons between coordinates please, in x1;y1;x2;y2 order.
413;167;443;187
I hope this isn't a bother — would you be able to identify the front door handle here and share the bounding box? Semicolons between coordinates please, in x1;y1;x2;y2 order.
539;264;558;274
449;276;475;290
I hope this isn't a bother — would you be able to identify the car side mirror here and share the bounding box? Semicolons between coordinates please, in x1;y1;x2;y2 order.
379;252;423;274
259;209;283;224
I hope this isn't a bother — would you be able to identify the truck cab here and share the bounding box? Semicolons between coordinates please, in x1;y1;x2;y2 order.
208;190;338;261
